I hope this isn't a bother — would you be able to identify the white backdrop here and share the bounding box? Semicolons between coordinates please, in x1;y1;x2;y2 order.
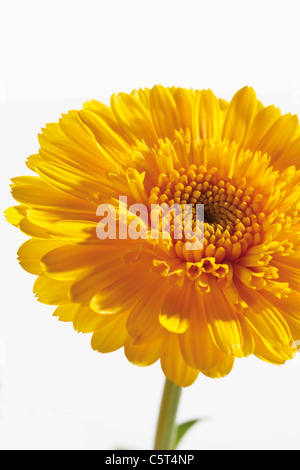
1;0;300;450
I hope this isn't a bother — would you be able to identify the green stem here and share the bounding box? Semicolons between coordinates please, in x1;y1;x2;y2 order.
154;378;182;450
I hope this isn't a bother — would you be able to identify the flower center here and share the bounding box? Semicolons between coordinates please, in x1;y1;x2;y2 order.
149;164;266;263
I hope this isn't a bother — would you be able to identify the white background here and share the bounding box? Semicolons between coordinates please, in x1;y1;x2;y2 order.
1;0;300;450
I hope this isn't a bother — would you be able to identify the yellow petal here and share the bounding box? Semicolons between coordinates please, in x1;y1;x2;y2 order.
19;217;50;239
234;264;266;290
71;253;147;304
111;92;157;147
83;99;123;133
11;180;93;211
26;154;43;171
70;262;124;304
91;269;154;314
78;109;129;153
91;312;129;353
172;87;195;132
33;274;72;305
193;89;220;142
41;245;109;280
36;161;105;204
237;282;291;346
222;86;257;146
201;357;235;379
18;239;64;275
59;110;107;156
244;105;281;151
126;284;168;343
179;294;236;370
204;278;254;357
4;205;27;227
53;304;77;322
275;136;300;170
47;220;99;244
256;114;299;162
261;290;300;338
124;335;166;366
11;175;47;187
73;305;111;333
253;331;295;365
161;334;199;387
27;207;97;229
38;120;111;176
149;85;181;140
159;284;192;334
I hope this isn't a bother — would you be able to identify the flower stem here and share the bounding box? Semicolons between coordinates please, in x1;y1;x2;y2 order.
153;378;182;450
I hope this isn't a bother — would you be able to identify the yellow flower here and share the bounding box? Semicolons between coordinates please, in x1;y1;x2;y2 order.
5;85;300;387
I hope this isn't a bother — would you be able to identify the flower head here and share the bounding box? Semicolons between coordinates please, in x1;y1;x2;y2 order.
6;85;300;386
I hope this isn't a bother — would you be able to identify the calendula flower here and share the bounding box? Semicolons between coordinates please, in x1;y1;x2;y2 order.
5;85;300;388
